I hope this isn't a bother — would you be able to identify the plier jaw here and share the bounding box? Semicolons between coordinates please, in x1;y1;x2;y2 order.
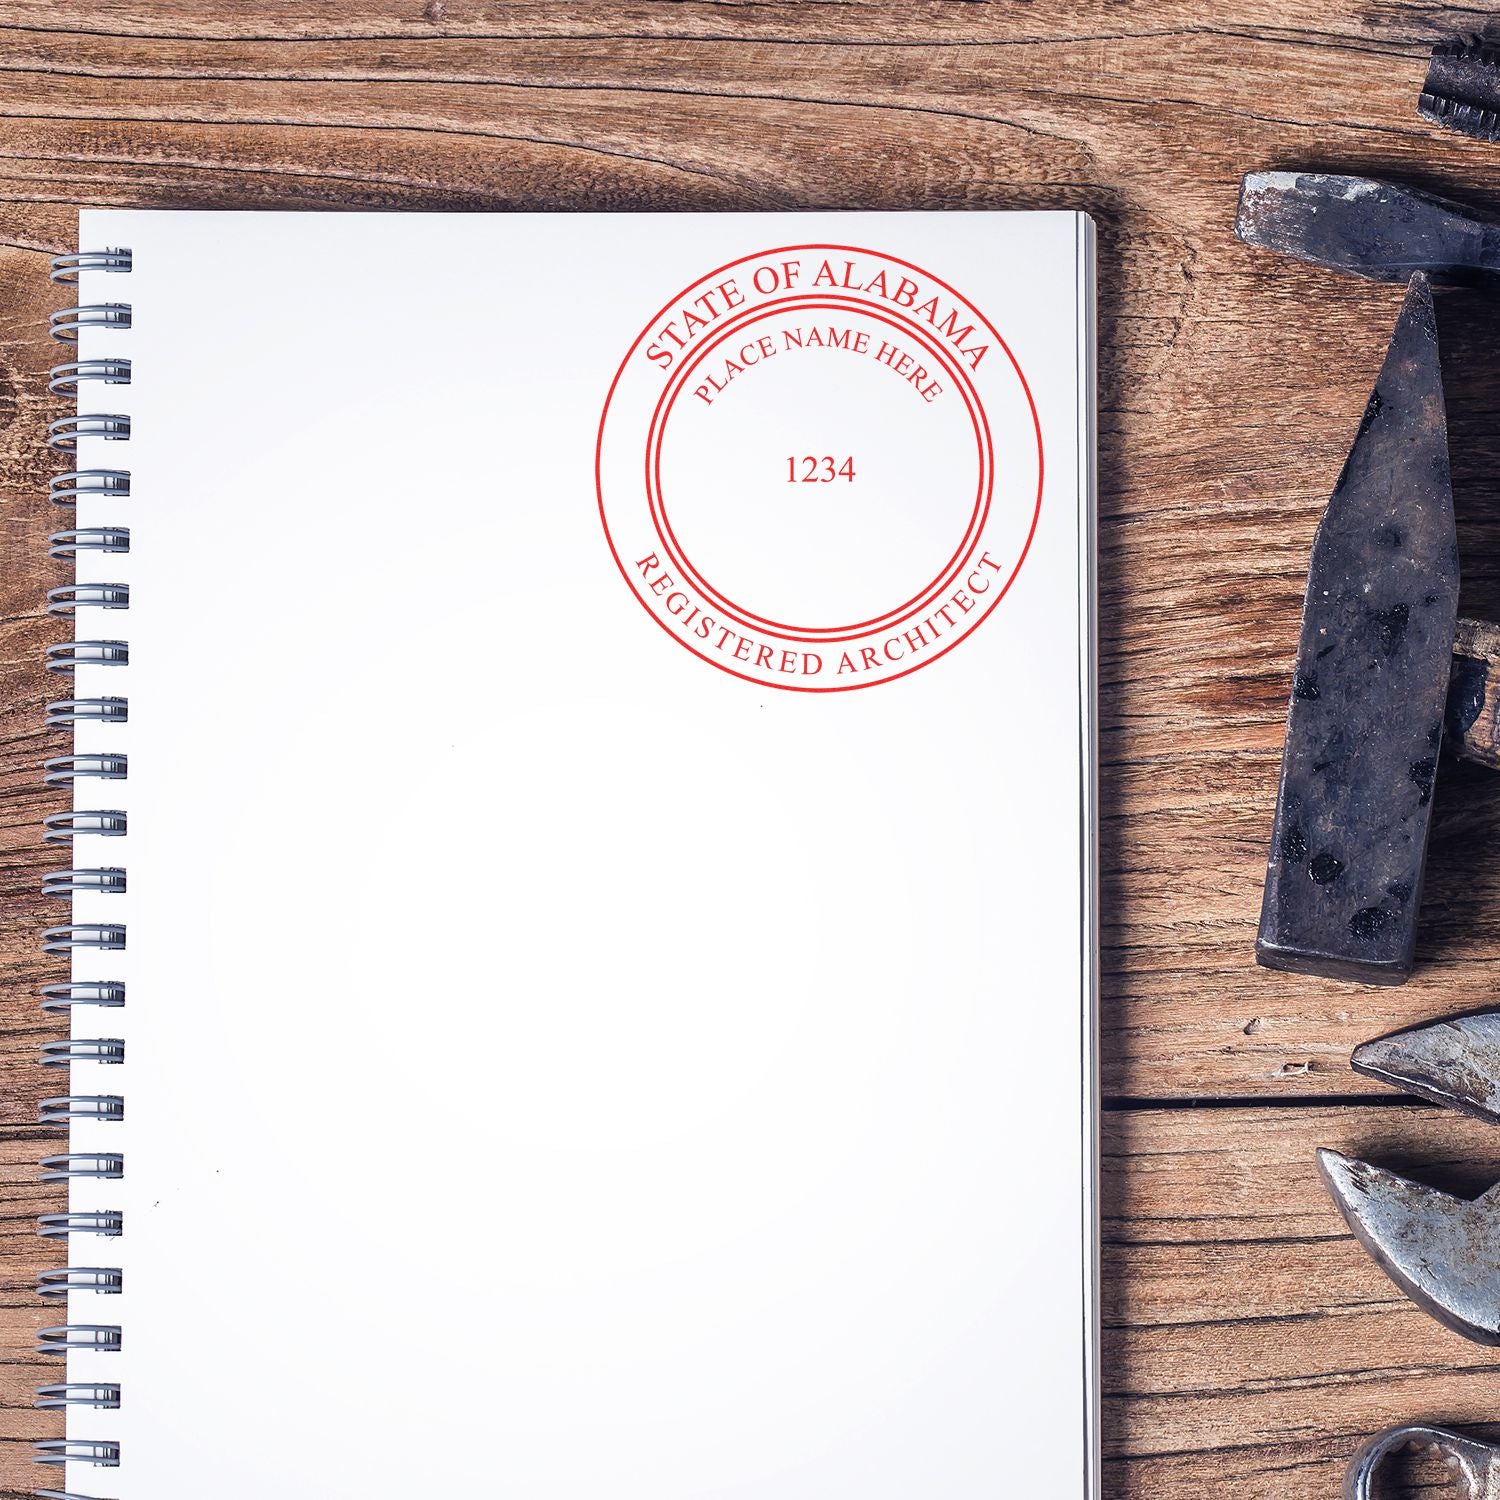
1352;1012;1500;1124
1319;1012;1500;1346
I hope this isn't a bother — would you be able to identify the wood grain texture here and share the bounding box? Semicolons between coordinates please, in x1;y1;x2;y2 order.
3;4;1500;1497
1106;1105;1500;1497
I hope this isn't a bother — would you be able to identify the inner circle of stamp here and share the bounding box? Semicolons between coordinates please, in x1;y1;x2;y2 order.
645;294;994;642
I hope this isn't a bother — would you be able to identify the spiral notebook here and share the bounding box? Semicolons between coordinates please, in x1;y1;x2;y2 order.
41;210;1098;1499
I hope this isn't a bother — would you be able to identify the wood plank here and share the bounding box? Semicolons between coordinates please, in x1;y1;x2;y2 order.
1105;1105;1500;1498
0;0;1475;45
0;1133;67;1495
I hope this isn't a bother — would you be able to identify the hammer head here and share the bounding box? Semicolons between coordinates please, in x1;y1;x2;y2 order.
1256;273;1459;984
1237;171;1498;282
1318;1148;1500;1345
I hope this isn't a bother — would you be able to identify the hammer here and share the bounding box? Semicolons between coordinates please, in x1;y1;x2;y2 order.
1237;172;1500;984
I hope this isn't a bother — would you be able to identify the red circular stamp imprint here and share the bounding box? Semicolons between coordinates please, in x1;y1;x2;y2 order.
596;243;1043;691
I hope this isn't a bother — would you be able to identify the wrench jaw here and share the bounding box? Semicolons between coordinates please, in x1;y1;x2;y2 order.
1317;1149;1500;1346
1352;1013;1500;1125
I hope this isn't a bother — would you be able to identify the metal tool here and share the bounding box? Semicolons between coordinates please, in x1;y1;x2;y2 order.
1421;37;1500;144
1318;1011;1500;1343
1236;170;1500;283
1241;178;1500;979
1345;1424;1500;1499
1256;273;1459;984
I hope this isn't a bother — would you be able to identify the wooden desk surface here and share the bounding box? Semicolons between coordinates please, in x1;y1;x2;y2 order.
1;3;1497;1494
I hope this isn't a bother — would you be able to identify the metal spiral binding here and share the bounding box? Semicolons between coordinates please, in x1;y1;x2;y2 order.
47;416;130;450
45;704;127;730
33;1438;120;1470
48;530;129;559
48;363;130;398
48;306;130;340
39;1097;124;1124
34;1385;121;1409
36;1272;120;1300
50;473;129;507
38;1211;122;1238
47;586;129;614
45;643;128;672
43;814;127;845
39;1158;123;1183
44;755;127;785
41;246;130;1500
42;927;125;955
39;982;125;1012
50;251;132;282
35;1331;121;1355
40;1040;125;1066
41;871;126;897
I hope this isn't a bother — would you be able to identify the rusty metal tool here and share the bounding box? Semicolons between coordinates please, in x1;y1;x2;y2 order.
1344;1424;1500;1499
1236;170;1500;283
1236;167;1500;779
1318;1011;1500;1343
1421;37;1500;144
1241;179;1500;980
1256;273;1459;984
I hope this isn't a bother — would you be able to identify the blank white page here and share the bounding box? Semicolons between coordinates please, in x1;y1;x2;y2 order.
60;209;1097;1499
